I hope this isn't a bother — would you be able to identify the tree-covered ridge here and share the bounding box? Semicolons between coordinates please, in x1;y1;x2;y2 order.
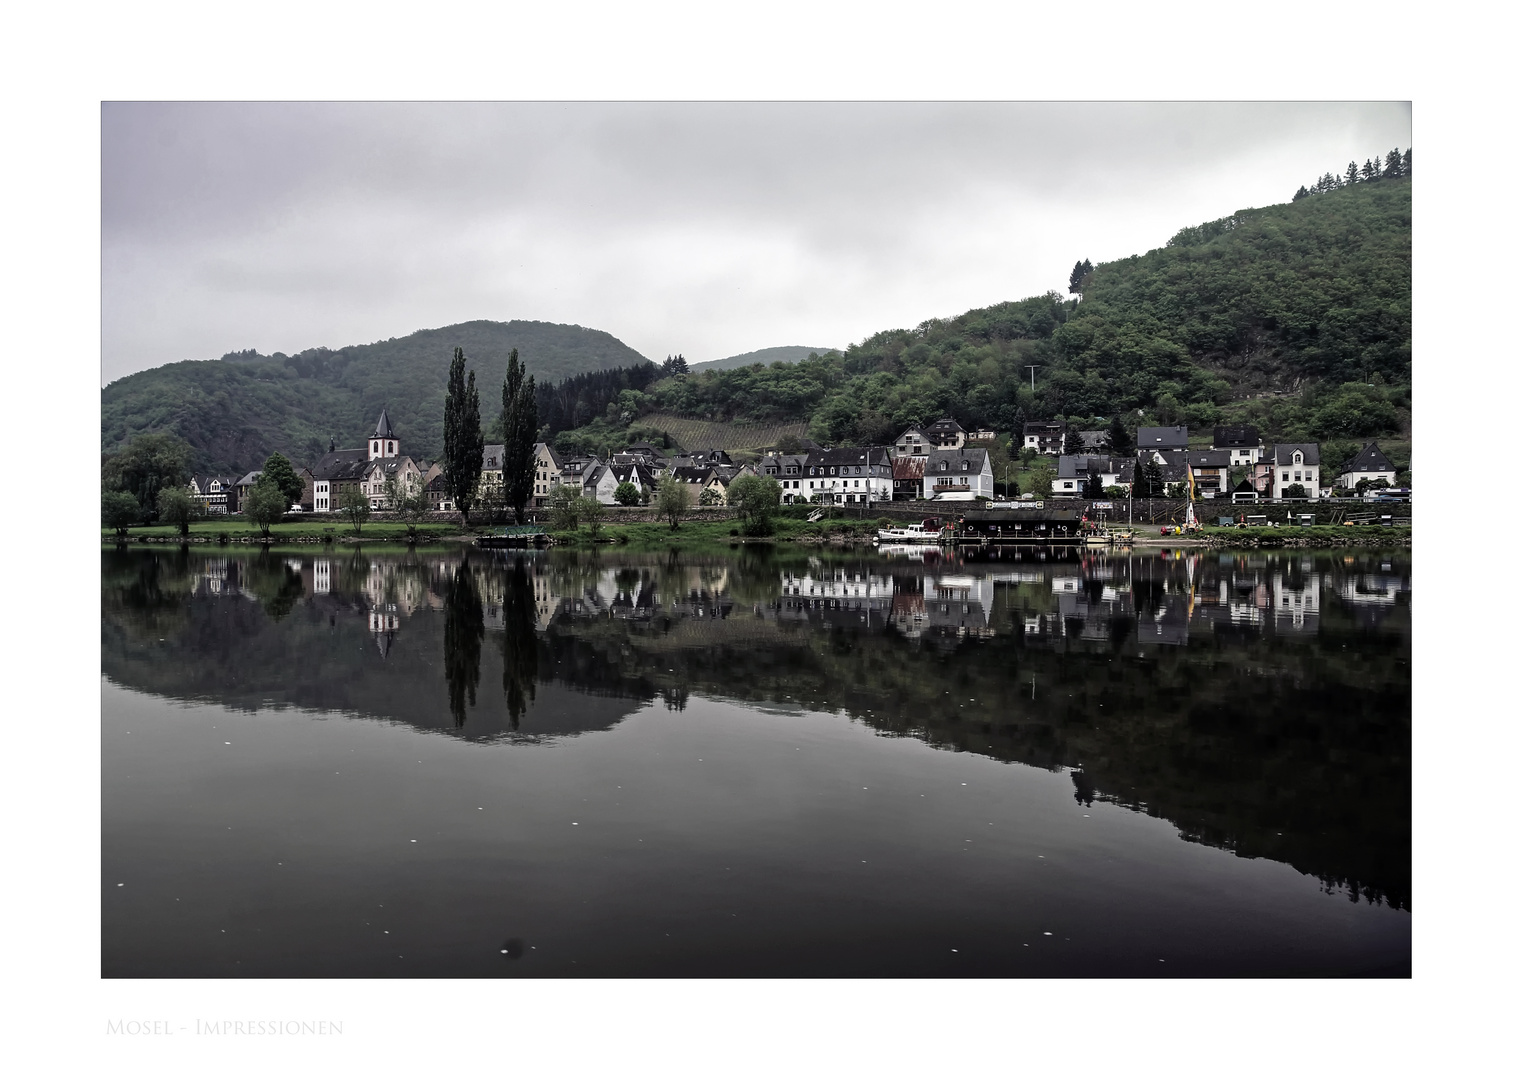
102;319;651;474
545;177;1409;450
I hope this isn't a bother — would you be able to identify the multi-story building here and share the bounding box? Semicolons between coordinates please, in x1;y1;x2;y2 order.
1253;443;1322;499
923;447;992;500
1211;424;1264;466
801;447;894;504
1023;421;1066;455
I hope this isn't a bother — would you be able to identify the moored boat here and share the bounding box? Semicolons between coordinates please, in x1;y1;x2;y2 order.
876;517;943;543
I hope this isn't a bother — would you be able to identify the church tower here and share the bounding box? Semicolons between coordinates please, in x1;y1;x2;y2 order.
369;409;398;461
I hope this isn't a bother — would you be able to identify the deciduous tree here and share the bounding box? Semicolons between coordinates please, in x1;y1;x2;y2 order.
655;479;692;529
260;452;305;510
343;488;371;535
102;432;191;522
243;478;286;538
156;486;202;537
103;490;140;536
613;480;641;506
384;471;428;541
727;474;780;535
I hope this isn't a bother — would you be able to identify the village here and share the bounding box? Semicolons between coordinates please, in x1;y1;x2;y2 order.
180;409;1407;523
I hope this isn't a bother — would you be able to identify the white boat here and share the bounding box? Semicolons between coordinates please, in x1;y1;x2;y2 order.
876;521;942;543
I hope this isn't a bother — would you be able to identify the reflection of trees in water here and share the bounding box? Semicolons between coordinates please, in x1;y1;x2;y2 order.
102;546;194;640
444;561;485;726
245;551;304;622
497;557;538;729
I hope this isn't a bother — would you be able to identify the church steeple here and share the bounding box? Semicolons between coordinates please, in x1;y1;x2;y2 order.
370;409;398;461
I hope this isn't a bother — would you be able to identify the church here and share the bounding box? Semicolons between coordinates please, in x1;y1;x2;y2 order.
309;410;426;512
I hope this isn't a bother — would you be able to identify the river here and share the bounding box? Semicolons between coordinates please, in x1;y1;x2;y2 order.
101;543;1410;976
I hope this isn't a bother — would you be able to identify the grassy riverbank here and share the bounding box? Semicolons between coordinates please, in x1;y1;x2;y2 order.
1203;524;1409;546
104;519;466;543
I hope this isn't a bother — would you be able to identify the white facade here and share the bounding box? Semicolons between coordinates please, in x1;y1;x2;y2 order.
923;450;992;500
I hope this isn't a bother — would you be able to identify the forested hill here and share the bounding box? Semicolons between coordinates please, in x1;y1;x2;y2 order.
690;345;836;373
102;320;650;474
585;175;1410;450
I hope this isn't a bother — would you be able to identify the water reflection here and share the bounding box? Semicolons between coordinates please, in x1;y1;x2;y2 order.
102;543;1410;909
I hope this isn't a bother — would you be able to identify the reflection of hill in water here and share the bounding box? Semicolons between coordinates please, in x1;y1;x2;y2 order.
102;546;1410;908
101;549;644;742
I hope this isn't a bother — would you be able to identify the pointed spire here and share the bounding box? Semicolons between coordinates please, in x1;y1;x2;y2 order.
373;409;395;438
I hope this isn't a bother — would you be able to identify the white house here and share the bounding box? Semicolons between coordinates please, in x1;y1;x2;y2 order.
1255;443;1322;499
1336;442;1397;492
583;461;652;504
1211;424;1264;467
802;447;893;504
1023;421;1065;455
924;447;992;500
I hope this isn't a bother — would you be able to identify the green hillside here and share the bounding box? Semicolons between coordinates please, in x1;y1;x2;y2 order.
689;345;836;373
102;320;650;474
583;176;1410;450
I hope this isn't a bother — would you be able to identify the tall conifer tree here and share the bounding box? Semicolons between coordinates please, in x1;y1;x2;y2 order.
444;347;484;524
501;348;539;522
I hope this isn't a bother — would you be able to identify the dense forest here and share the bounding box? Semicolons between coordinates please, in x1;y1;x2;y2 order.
102;320;651;474
102;161;1410;472
541;172;1410;452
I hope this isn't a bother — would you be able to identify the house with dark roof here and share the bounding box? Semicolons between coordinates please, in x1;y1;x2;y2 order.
1023;420;1066;455
1137;426;1189;461
923;447;992;500
188;475;240;514
1077;430;1111;454
757;453;809;503
425;470;455;512
1053;455;1112;498
235;470;264;508
925;418;967;450
1187;450;1233;497
1253;443;1322;499
801;446;894;504
893;426;930;458
583;461;652;504
1336;442;1398;492
310;411;409;511
1211;424;1264;466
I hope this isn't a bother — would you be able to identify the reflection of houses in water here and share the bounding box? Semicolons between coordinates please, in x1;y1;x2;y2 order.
1336;573;1406;606
773;568;994;640
192;558;234;596
921;575;994;638
1138;602;1190;645
1272;570;1321;633
777;569;897;630
368;607;399;657
314;559;331;594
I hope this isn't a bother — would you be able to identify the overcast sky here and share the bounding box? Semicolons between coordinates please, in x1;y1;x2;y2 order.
101;101;1410;385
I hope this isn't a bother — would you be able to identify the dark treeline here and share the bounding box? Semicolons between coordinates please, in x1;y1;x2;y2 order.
1293;146;1410;202
530;361;662;436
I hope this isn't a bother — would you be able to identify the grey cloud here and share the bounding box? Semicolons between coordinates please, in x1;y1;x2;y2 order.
102;101;1410;383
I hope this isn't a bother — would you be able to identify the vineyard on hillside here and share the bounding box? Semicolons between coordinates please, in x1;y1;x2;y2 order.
637;413;810;454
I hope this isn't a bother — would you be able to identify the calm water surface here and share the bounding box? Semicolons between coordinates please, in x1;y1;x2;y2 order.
102;543;1410;976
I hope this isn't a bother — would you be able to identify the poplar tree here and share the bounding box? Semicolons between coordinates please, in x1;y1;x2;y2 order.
501;348;539;523
444;347;484;524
